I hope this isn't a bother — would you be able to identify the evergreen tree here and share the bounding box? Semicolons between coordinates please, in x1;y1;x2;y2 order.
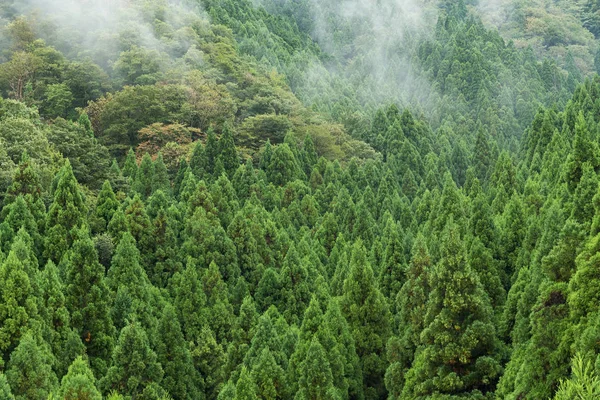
402;221;501;399
0;373;14;400
190;140;207;180
63;229;115;375
39;260;84;378
133;153;155;199
122;148;138;180
152;152;171;195
0;240;38;362
219;123;239;177
101;322;164;398
341;241;391;399
5;332;57;400
58;356;102;400
44;160;88;262
156;304;204;400
94;180;119;233
386;234;432;398
234;366;257;400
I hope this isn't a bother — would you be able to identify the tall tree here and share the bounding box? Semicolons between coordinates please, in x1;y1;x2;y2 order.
402;221;501;399
341;241;391;399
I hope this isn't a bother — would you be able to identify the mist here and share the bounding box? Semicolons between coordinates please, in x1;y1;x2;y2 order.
304;0;439;115
5;0;206;73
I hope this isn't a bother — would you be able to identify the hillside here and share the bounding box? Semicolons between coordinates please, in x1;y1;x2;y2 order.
0;0;600;399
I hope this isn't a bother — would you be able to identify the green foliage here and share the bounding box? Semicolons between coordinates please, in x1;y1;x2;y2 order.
0;2;600;399
58;356;102;400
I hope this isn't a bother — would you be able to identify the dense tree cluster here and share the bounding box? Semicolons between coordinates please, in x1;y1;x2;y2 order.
1;0;600;399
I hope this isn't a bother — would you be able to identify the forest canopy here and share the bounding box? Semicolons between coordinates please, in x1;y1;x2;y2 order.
0;0;600;399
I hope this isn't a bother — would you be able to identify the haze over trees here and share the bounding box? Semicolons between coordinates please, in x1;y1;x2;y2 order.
0;0;600;399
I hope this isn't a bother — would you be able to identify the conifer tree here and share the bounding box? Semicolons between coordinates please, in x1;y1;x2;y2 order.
106;232;154;329
63;229;115;375
219;123;239;177
402;221;501;399
156;304;204;400
101;322;164;398
386;234;431;398
122;148;138;180
267;144;302;186
0;373;14;400
0;239;38;361
44;160;87;262
133;153;154;199
4;151;41;207
58;356;102;400
341;241;391;399
152;152;171;195
205;128;219;176
94;180;119;233
295;338;341;400
190;140;207;180
39;260;84;378
5;332;57;400
234;366;257;400
251;348;287;400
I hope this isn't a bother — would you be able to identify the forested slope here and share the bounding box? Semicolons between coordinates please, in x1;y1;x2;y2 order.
0;0;599;399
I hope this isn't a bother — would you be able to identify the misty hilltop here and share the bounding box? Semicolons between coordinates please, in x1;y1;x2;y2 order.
0;0;600;399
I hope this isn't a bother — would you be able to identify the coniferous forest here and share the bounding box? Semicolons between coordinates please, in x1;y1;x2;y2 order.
2;0;600;398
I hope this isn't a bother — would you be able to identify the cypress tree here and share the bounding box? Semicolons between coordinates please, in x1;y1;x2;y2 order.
58;356;102;400
63;229;115;375
152;152;171;195
402;221;501;399
133;153;154;199
219;123;239;177
156;304;204;400
44;160;88;262
341;241;391;399
100;322;164;398
5;332;57;400
94;180;119;233
121;148;138;180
